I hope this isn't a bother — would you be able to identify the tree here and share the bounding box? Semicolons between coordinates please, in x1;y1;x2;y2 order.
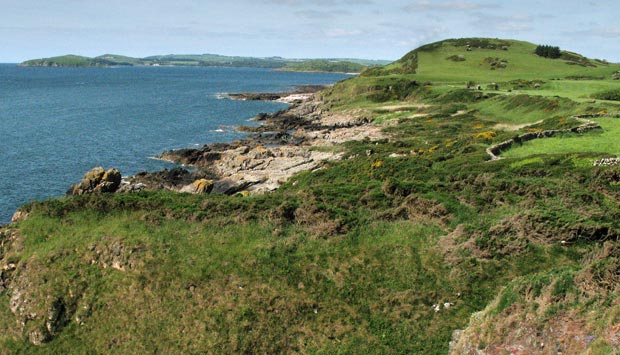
535;44;561;59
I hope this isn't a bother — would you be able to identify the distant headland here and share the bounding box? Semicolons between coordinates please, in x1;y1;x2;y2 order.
19;53;391;73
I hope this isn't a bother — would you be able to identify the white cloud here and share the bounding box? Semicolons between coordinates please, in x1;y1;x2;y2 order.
295;9;350;19
470;13;534;33
404;0;498;12
568;26;620;38
264;0;373;5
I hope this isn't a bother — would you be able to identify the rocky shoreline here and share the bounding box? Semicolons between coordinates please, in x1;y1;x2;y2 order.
66;86;385;198
226;85;328;103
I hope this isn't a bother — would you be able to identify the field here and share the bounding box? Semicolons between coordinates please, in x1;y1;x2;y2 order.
503;117;620;158
3;38;620;354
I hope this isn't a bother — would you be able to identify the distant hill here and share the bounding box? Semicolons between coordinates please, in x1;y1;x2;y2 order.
279;59;368;73
19;54;391;72
20;55;98;68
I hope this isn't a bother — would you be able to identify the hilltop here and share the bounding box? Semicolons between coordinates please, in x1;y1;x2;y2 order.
19;53;390;72
366;38;614;79
2;38;620;354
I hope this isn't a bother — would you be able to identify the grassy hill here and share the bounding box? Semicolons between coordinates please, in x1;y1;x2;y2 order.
3;38;620;354
366;38;616;80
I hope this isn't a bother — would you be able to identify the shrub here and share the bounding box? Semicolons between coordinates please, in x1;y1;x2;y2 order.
446;55;466;62
592;88;620;101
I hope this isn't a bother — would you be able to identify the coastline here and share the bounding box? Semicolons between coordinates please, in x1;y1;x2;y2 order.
64;85;385;198
145;87;384;195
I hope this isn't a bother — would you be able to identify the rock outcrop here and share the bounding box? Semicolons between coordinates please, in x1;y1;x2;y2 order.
227;85;327;102
68;167;122;195
11;211;29;223
119;167;215;193
159;94;383;194
449;241;620;355
179;179;214;194
68;166;217;195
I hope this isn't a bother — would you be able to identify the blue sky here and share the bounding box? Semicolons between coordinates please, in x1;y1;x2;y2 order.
1;0;619;63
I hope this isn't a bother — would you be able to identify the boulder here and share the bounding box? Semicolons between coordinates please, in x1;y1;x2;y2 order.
213;174;266;195
179;179;214;194
68;167;122;195
94;169;122;193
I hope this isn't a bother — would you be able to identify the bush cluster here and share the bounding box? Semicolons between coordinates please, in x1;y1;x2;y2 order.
592;88;620;101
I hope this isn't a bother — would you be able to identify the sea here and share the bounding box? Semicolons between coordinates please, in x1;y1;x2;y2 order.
0;64;351;224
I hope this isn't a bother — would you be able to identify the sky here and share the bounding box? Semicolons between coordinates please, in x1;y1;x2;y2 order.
1;0;619;63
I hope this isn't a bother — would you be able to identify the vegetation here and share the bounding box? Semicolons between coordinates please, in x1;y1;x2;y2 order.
280;59;368;73
535;44;561;59
3;38;620;354
592;88;620;101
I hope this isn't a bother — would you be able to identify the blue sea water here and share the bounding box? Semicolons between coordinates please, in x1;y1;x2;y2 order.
0;64;350;224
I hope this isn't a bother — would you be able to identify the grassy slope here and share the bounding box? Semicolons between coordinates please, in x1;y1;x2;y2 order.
3;38;620;354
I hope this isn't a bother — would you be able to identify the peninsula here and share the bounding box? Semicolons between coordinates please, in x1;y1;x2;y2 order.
3;38;620;354
19;53;390;73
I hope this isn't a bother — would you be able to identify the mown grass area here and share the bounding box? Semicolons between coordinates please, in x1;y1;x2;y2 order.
3;38;620;354
531;79;620;102
502;117;620;158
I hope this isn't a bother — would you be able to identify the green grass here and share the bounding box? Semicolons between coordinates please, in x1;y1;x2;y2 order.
529;79;620;102
472;93;579;125
502;117;620;158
